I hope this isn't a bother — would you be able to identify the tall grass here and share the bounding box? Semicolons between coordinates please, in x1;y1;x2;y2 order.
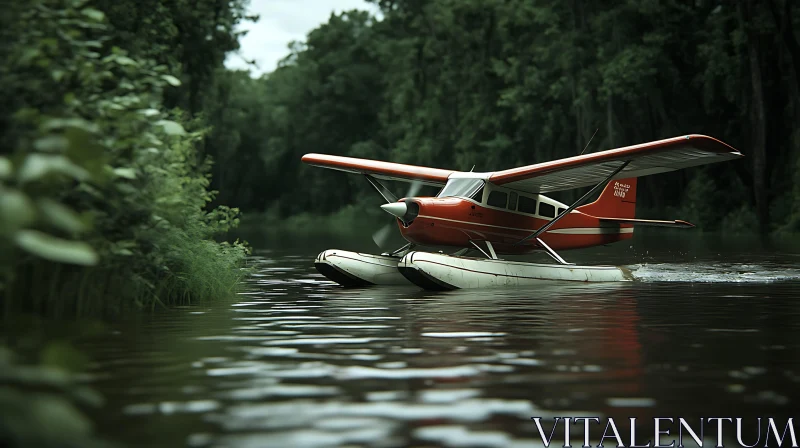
4;248;248;319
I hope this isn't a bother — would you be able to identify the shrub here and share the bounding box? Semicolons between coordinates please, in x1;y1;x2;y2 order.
0;0;248;317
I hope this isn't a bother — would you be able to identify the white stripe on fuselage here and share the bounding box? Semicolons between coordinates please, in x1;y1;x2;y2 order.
416;215;633;235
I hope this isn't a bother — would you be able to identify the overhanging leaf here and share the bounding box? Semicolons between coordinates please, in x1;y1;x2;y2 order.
14;230;98;265
34;135;69;152
37;199;86;233
113;167;137;179
139;109;160;117
162;75;182;87
156;120;186;136
115;56;136;66
42;118;99;134
82;8;106;22
0;189;37;232
0;157;11;180
17;154;90;183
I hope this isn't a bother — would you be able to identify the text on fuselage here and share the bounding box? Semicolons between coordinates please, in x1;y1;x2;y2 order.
614;182;631;199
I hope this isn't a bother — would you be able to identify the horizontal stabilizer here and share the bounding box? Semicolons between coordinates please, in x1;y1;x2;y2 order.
598;217;695;228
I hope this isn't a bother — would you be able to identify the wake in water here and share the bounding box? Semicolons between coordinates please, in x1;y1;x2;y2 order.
626;262;800;283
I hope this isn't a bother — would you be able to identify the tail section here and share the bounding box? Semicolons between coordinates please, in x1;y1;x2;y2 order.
577;177;637;219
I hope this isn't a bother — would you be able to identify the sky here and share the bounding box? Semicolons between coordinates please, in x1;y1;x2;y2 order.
224;0;377;76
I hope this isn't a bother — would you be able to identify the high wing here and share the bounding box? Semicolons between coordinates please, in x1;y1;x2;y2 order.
301;153;454;186
303;135;743;193
490;134;743;194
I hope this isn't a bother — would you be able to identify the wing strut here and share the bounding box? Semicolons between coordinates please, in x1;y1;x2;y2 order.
516;160;632;246
364;174;398;203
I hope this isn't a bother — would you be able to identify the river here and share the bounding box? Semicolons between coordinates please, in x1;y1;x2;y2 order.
74;233;800;447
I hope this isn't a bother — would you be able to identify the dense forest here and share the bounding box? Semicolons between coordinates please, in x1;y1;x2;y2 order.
4;0;798;312
0;0;798;446
2;0;799;304
208;0;799;235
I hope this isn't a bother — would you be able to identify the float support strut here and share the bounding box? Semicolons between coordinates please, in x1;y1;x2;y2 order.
536;238;573;265
386;243;413;257
469;240;498;260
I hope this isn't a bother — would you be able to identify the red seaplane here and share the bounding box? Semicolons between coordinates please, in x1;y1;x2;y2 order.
303;135;743;290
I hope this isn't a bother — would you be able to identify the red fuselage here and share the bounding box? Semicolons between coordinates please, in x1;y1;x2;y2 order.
396;197;633;255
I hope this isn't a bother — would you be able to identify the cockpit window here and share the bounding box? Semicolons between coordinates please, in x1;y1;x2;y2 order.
487;191;508;208
436;178;485;200
470;187;484;202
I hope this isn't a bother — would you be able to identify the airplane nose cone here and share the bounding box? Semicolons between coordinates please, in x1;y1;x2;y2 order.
380;202;407;219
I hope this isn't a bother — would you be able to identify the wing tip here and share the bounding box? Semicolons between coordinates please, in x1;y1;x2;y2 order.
301;153;321;163
685;134;744;156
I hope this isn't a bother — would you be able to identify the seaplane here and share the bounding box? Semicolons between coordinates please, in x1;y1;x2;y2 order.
302;135;743;290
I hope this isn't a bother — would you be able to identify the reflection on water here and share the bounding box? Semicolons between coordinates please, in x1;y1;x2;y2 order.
76;235;800;447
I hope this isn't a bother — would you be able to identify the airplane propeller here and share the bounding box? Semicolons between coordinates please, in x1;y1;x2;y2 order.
405;179;422;199
371;223;393;249
371;179;422;250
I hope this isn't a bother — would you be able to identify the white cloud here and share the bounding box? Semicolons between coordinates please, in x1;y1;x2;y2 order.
225;0;377;76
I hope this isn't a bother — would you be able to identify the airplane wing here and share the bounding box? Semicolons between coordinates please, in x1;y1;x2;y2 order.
489;135;743;194
301;153;454;186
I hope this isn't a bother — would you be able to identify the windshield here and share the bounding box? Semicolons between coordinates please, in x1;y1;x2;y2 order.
436;178;485;200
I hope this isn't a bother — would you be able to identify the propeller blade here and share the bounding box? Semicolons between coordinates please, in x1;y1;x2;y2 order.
372;223;393;249
405;179;422;198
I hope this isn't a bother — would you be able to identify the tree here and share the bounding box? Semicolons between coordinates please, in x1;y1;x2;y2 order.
215;0;799;234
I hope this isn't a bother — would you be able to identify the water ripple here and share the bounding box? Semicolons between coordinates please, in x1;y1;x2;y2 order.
75;246;800;448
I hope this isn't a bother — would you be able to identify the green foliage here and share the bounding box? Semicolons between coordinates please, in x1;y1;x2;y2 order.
0;0;249;316
92;0;253;114
677;168;757;234
203;0;800;235
203;10;388;216
0;345;111;448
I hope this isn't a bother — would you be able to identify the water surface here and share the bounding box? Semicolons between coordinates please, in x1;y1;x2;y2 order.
77;234;800;447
